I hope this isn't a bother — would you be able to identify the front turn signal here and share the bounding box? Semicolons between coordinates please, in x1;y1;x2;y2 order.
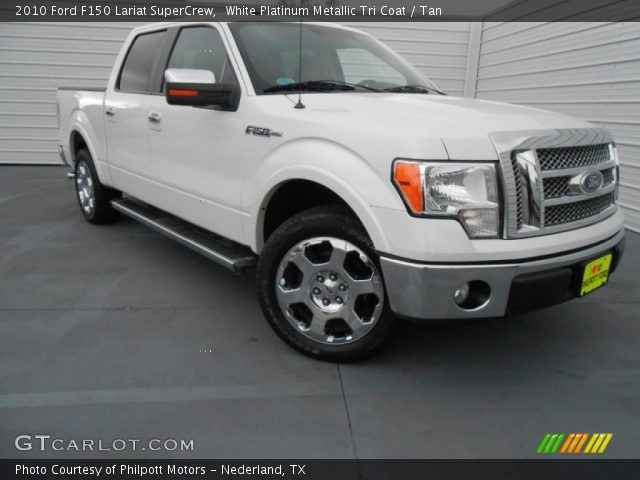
393;161;424;213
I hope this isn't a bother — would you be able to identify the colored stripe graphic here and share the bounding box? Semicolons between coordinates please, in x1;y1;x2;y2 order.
598;434;613;453
544;434;558;453
584;434;598;453
560;433;575;453
540;433;613;454
585;433;613;454
574;433;589;453
567;433;582;453
550;434;565;453
592;434;606;453
537;434;552;454
537;433;565;454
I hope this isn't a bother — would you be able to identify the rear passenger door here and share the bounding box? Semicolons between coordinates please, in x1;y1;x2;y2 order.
105;29;169;197
145;25;246;244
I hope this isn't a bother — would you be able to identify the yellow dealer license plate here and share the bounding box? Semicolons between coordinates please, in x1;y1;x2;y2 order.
580;253;613;297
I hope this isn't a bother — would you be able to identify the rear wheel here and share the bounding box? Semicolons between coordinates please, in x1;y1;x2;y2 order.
257;206;395;361
74;149;119;224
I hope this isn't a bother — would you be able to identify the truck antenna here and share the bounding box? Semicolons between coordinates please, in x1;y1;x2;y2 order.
294;14;305;109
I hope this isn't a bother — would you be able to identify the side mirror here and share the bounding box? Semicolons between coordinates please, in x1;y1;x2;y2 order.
165;69;238;109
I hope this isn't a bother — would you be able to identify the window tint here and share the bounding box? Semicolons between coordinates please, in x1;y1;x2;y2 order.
337;48;406;85
229;23;435;95
167;27;233;84
119;30;166;93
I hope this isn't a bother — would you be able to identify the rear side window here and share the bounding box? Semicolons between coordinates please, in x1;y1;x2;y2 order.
119;30;166;93
167;27;234;84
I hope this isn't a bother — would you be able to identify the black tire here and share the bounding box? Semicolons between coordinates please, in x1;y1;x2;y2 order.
257;205;395;362
74;149;120;224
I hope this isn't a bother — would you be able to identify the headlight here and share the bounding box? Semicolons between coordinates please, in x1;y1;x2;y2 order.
393;161;501;238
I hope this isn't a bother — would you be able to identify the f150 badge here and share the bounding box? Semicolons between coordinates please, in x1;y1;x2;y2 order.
245;126;283;137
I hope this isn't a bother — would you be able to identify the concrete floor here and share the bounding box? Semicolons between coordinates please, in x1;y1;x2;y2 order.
0;166;638;459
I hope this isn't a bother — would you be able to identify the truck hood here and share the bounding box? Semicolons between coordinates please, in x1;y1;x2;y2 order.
278;92;594;160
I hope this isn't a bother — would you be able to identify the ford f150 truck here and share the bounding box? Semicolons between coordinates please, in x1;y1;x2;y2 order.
57;22;625;361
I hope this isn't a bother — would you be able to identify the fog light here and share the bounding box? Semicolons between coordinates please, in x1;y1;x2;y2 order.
455;280;491;310
454;283;470;306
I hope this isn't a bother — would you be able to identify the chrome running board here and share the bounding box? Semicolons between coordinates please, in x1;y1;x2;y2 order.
110;198;256;273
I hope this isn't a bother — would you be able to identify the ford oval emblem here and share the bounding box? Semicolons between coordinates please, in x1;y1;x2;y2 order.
580;171;604;194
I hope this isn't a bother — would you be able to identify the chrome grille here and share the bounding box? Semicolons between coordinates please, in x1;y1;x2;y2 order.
543;176;570;199
537;144;610;170
491;129;617;239
602;168;614;185
545;193;615;226
510;152;524;230
542;167;616;199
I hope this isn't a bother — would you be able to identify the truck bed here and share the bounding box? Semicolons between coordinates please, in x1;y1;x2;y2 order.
57;87;107;168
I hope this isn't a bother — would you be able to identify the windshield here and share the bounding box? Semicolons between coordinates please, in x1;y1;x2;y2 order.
228;23;441;95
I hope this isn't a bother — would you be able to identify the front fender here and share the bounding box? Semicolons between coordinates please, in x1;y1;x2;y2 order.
243;138;404;253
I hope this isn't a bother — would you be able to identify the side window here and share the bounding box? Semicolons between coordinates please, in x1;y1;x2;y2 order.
119;30;166;93
167;27;234;84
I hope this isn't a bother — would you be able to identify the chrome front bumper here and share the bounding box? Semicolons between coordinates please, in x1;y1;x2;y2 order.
380;229;625;319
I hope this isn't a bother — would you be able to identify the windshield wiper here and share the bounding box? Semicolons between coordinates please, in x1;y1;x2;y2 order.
383;85;446;95
264;80;380;93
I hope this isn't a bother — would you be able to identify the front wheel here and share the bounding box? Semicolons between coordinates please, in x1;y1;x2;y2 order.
257;206;395;361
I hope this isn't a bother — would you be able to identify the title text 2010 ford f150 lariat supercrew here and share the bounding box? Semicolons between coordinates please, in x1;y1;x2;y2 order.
57;22;625;360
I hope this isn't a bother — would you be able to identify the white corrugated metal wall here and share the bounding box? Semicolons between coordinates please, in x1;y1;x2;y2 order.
0;20;638;230
473;22;640;232
0;22;136;164
344;22;472;96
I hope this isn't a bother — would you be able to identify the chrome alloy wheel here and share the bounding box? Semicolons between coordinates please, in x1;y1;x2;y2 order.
275;237;385;345
75;161;95;216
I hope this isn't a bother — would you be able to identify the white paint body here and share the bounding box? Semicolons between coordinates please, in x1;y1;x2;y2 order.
57;22;624;264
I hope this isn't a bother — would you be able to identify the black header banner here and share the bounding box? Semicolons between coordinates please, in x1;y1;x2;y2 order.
4;0;640;22
3;459;640;480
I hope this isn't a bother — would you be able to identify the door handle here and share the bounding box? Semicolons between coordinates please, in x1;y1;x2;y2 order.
148;112;161;124
105;107;115;117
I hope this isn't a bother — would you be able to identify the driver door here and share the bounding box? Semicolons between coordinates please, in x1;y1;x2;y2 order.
145;25;246;243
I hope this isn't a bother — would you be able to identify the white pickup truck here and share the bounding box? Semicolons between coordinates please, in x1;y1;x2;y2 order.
58;22;625;360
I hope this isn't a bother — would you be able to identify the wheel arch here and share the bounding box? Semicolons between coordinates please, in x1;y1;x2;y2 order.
253;174;391;255
261;179;357;241
68;109;113;186
244;138;402;254
69;129;89;165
